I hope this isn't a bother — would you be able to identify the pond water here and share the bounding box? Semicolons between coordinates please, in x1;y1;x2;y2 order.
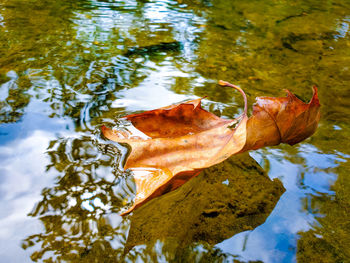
0;0;350;262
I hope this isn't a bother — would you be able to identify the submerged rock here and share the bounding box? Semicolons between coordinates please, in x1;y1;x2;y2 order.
125;153;285;252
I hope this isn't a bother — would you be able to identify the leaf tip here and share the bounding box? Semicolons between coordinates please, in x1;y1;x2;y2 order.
283;89;297;101
311;85;320;106
101;125;123;142
101;125;108;134
120;206;134;216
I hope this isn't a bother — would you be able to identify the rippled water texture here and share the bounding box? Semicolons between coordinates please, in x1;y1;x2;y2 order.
0;0;350;262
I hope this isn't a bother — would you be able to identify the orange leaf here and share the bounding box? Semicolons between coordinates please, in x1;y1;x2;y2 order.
241;86;320;151
102;83;248;215
102;81;320;215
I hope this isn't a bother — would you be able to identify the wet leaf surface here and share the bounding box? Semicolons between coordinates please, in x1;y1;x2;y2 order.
102;81;320;214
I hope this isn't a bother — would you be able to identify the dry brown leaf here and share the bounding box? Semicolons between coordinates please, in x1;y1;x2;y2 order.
102;80;320;215
241;85;320;151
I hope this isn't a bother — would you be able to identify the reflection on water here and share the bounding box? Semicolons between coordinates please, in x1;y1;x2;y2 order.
0;0;350;262
22;152;284;262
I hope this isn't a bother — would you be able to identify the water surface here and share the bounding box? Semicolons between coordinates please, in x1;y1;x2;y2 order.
0;0;350;262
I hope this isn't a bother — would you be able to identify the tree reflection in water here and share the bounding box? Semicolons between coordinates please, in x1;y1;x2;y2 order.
23;136;284;262
22;136;134;262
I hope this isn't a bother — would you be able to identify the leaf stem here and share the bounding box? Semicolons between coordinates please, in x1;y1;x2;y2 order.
218;80;248;116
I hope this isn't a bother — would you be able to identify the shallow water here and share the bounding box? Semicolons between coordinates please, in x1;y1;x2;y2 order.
0;0;349;262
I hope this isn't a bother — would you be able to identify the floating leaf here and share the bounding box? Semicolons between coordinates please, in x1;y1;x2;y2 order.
242;85;320;151
102;80;320;215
